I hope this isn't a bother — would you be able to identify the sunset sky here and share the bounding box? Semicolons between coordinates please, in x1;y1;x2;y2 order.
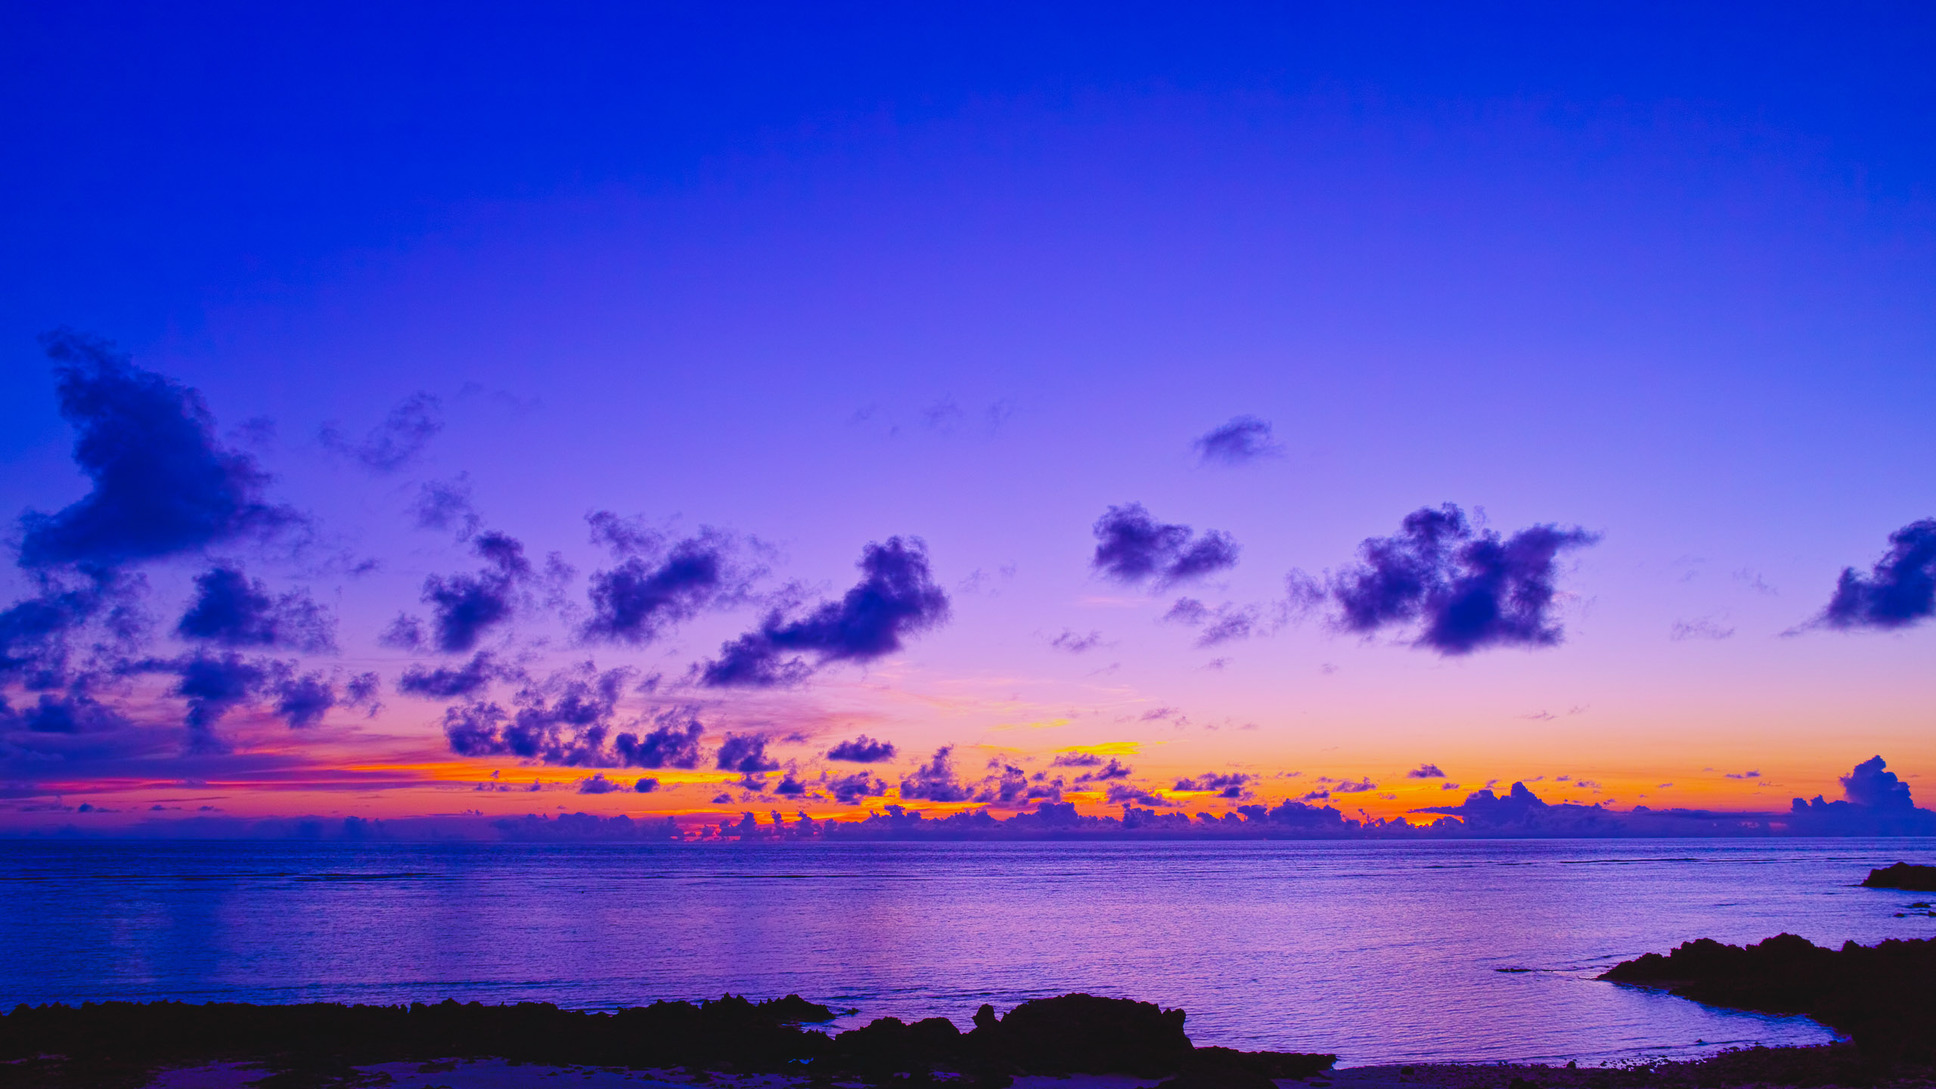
2;3;1932;830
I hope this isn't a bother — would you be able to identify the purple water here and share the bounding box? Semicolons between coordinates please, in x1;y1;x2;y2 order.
5;838;1935;1064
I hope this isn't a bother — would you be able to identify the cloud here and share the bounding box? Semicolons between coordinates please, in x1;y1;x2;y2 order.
1787;757;1936;834
176;565;334;652
700;537;949;687
1329;503;1598;655
1050;752;1104;768
0;691;131;735
1091;504;1238;587
583;547;721;642
633;777;658;793
829;771;888;804
1407;764;1447;779
1172;772;1252;799
1193;416;1283;465
0;568;143;689
440;664;635;766
577;773;621;794
614;712;704;769
1842;755;1913;810
1670;618;1736;641
1049;629;1104;653
1724;770;1761;780
1818;519;1936;630
319;392;442;473
1332;777;1377;793
398;652;503;699
18;332;293;569
1076;759;1134;783
583;532;731;645
410;476;482;542
899;746;972;802
827;735;896;763
418;532;532;653
1162;598;1270;646
272;670;334;728
1105;783;1168;805
716;733;780;776
160;652;270;751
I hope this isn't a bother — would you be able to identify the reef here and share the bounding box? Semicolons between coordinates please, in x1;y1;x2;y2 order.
1861;862;1936;892
0;992;1334;1089
1600;933;1936;1064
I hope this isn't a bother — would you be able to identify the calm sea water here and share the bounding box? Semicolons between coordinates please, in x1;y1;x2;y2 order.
4;838;1935;1065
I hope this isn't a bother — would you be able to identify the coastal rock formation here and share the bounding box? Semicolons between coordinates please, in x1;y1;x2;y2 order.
1600;932;1936;1061
1862;862;1936;891
0;993;1334;1088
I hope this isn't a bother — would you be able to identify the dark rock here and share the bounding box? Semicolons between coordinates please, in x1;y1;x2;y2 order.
1601;933;1936;1063
967;994;1191;1076
1862;862;1936;892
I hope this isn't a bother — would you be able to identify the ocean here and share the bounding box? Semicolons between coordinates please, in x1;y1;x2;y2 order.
4;838;1934;1065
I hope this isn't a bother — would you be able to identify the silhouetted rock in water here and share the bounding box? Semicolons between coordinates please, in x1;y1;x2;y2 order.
760;994;839;1023
1601;933;1936;1064
1863;862;1936;891
968;994;1193;1076
825;1014;965;1081
1160;1046;1336;1089
0;992;1334;1087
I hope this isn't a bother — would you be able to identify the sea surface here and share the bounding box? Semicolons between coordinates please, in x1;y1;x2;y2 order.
4;838;1935;1065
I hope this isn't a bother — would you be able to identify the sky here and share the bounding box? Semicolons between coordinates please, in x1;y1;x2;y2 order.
1;2;1933;832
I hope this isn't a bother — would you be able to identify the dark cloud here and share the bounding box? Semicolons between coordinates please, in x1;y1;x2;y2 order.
1076;759;1134;783
583;535;729;645
1050;629;1104;653
976;762;1031;804
1193;416;1282;465
0;691;131;735
272;670;334;728
633;777;658;793
19;332;293;569
577;773;621;795
1819;519;1936;630
176;565;334;652
774;774;807;796
899;746;972;802
319;392;442;473
1842;755;1914;810
0;568;144;689
419;531;531;653
1787;756;1936;834
827;735;896;763
1407;764;1447;779
1105;783;1169;805
398;652;502;699
410;476;482;540
715;733;779;775
614;712;705;769
829;771;888;804
584;510;661;557
700;537;949;688
1050;752;1104;768
1172;772;1252;799
1332;777;1377;793
440;664;632;766
1091;504;1239;587
164;652;270;751
1329;504;1597;655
